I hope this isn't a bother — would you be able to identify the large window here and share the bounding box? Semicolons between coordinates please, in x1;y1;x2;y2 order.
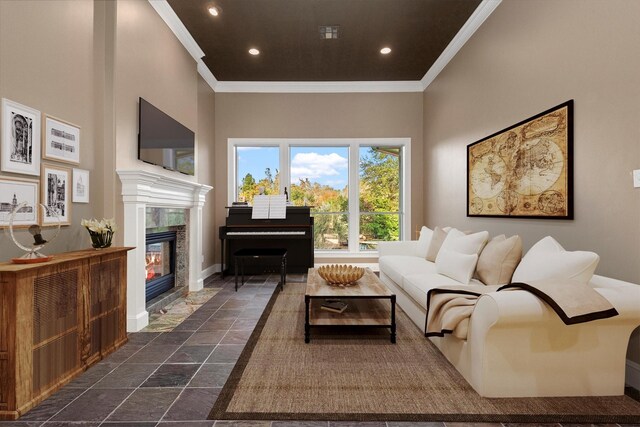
229;139;410;254
235;146;279;204
290;146;349;250
359;147;401;250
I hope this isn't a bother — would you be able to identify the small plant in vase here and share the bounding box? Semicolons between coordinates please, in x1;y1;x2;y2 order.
81;218;117;249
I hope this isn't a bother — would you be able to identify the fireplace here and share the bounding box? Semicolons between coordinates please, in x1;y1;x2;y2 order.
145;231;176;302
117;169;212;332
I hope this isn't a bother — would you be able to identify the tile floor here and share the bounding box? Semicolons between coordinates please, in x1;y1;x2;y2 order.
0;273;638;427
143;287;222;333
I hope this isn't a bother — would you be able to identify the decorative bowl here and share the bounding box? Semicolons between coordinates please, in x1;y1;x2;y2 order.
317;264;365;286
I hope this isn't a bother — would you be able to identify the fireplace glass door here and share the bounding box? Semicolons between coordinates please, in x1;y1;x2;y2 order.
145;231;176;302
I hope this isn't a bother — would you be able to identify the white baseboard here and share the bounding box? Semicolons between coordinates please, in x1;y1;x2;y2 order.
627;359;640;390
127;310;149;333
200;264;221;281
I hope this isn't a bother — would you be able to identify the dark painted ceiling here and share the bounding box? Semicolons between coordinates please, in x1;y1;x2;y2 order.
167;0;482;82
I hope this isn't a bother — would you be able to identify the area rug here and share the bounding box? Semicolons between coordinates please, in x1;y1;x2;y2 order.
209;281;640;423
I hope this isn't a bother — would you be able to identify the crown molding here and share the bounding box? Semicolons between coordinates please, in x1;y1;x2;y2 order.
148;0;204;60
197;62;218;91
214;80;424;93
148;0;218;91
150;0;500;94
420;0;502;90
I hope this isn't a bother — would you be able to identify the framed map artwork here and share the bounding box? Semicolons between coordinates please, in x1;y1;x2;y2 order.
467;100;573;219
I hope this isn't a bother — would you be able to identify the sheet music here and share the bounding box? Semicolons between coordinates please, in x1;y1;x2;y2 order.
251;195;270;219
269;195;287;219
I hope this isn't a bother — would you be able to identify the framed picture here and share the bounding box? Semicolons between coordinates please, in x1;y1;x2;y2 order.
1;98;41;176
467;100;573;219
0;177;39;228
72;168;90;203
43;115;80;164
41;164;71;226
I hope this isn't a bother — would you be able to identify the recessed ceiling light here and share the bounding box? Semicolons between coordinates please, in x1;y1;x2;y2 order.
208;6;219;16
380;47;392;55
248;48;260;56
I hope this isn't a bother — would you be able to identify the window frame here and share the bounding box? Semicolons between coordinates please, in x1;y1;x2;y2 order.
228;138;411;257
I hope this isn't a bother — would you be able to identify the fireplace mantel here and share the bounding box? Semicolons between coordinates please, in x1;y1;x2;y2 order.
117;169;212;332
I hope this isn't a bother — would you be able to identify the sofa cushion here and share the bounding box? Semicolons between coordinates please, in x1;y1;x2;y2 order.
378;255;437;289
426;227;449;261
436;249;479;284
416;226;433;258
512;236;599;284
439;229;489;256
476;234;523;285
403;273;484;309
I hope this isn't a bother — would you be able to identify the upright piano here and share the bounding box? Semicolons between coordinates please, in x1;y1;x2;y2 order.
219;206;314;276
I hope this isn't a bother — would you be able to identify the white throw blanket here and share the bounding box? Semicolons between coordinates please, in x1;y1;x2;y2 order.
425;279;619;339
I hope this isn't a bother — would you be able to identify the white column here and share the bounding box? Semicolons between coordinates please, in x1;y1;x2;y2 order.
188;187;208;292
123;202;149;332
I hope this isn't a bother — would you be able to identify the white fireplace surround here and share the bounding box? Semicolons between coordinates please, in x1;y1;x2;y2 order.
117;170;212;332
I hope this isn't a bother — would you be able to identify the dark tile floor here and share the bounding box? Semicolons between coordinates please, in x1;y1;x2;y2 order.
1;274;638;427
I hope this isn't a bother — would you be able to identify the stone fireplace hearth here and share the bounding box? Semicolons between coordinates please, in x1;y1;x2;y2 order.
118;170;212;332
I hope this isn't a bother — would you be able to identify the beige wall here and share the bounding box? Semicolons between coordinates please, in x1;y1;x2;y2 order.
0;0;101;260
113;0;197;175
0;0;217;271
111;0;216;270
1;0;637;384
197;75;216;268
214;92;424;263
422;0;640;363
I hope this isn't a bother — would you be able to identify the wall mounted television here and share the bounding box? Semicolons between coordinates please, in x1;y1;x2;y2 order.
138;97;195;176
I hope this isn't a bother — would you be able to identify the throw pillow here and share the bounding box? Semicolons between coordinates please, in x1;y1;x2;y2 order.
435;249;479;284
416;226;434;258
426;226;448;262
476;234;523;285
439;228;489;256
511;236;599;284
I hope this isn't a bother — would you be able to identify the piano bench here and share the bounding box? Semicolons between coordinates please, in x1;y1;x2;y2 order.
233;248;288;291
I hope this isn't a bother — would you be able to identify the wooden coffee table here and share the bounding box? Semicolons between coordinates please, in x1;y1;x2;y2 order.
304;267;396;343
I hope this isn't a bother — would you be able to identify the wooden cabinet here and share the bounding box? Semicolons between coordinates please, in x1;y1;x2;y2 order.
0;247;132;420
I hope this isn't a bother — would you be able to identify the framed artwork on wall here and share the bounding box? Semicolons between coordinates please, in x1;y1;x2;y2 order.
72;168;90;203
43;115;80;164
0;177;39;228
41;164;71;226
1;98;41;176
467;100;573;219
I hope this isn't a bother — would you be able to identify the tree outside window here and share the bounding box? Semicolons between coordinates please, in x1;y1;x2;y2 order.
359;147;401;250
236;146;279;204
290;147;348;250
231;140;405;252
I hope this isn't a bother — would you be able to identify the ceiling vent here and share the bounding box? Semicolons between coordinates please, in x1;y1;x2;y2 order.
319;25;339;39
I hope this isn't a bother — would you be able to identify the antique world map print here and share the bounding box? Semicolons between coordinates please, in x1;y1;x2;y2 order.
467;101;573;218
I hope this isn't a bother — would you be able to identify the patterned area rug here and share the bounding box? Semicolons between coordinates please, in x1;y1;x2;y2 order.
209;281;640;423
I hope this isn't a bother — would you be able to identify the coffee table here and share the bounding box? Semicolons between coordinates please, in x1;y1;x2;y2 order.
304;267;396;343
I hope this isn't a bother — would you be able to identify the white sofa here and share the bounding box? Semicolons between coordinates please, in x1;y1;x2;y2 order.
378;237;640;398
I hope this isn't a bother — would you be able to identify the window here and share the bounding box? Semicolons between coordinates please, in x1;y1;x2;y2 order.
235;146;279;204
229;139;410;255
359;147;401;250
290;146;349;250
